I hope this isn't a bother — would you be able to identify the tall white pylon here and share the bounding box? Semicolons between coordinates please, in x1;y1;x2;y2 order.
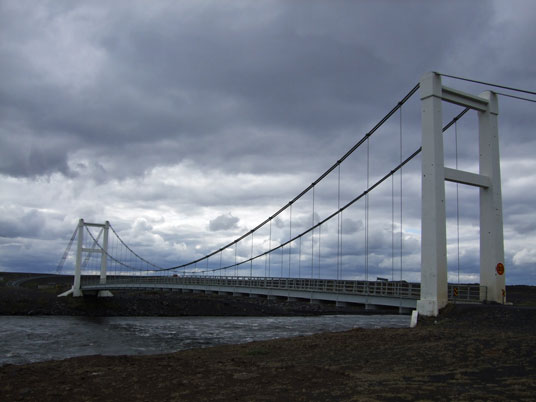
58;219;111;297
418;72;505;317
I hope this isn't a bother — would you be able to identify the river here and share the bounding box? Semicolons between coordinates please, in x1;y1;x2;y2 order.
0;315;409;366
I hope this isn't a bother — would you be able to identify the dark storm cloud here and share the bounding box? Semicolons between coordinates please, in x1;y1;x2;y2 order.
0;0;497;180
0;132;71;177
0;208;46;239
1;1;535;284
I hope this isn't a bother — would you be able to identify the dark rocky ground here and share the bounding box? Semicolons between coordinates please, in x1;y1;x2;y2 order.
1;272;535;401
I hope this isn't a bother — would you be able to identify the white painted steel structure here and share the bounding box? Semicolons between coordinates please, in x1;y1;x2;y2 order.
58;73;508;317
59;219;112;297
78;275;483;312
418;72;505;316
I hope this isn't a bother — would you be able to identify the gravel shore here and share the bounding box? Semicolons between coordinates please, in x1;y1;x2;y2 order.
1;273;535;401
1;303;535;401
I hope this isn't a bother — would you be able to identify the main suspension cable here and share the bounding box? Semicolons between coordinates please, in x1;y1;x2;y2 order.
84;226;141;271
192;106;472;275
440;73;536;96
495;92;536;103
161;83;421;272
108;224;163;270
78;98;471;279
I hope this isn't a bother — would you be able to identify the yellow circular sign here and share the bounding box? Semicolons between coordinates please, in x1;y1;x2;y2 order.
496;263;505;275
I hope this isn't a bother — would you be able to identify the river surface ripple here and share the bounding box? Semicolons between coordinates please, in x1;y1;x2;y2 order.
0;315;409;366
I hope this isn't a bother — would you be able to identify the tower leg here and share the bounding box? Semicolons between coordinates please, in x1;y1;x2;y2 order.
97;220;113;297
73;219;84;297
479;92;505;303
99;221;109;285
417;72;448;316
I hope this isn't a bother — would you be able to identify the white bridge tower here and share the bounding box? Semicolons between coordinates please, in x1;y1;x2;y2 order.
418;72;505;316
58;219;112;297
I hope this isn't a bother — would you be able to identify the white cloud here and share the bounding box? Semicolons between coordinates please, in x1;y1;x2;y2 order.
209;214;240;232
513;249;536;266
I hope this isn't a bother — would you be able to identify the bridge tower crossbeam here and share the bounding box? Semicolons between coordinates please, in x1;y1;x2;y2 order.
418;72;505;316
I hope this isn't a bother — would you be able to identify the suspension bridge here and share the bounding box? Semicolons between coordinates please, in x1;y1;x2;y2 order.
57;72;523;316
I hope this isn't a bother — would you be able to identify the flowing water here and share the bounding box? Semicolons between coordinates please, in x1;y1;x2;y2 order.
0;314;409;366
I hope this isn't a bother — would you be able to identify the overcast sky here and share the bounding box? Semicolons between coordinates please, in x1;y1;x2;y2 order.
1;0;535;284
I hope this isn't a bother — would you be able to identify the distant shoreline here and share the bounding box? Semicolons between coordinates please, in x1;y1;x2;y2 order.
1;272;534;317
0;286;397;317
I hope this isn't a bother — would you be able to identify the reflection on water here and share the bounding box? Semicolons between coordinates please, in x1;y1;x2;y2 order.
0;314;409;366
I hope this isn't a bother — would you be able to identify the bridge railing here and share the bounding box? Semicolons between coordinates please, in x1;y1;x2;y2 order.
80;275;485;302
448;283;484;302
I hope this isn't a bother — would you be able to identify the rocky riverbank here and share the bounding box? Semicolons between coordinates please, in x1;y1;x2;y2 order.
1;302;535;401
1;273;535;400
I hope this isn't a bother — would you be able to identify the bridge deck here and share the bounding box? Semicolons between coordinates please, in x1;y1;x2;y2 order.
80;276;483;310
